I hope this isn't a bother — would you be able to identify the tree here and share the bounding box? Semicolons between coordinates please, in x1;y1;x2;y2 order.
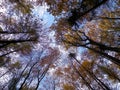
0;0;41;67
44;0;108;27
0;0;120;89
44;0;120;89
0;0;60;89
2;47;59;90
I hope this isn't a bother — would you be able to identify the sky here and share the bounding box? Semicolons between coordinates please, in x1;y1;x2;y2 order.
32;4;73;57
33;4;54;27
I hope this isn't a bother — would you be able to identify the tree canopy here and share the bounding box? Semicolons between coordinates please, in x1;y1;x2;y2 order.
0;0;120;90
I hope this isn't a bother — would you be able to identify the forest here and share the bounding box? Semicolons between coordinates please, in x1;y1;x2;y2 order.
0;0;120;90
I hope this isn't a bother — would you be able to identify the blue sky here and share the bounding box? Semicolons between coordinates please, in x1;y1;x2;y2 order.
33;5;54;27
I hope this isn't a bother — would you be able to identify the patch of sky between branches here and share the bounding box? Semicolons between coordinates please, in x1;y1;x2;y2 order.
32;4;54;27
32;3;56;49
